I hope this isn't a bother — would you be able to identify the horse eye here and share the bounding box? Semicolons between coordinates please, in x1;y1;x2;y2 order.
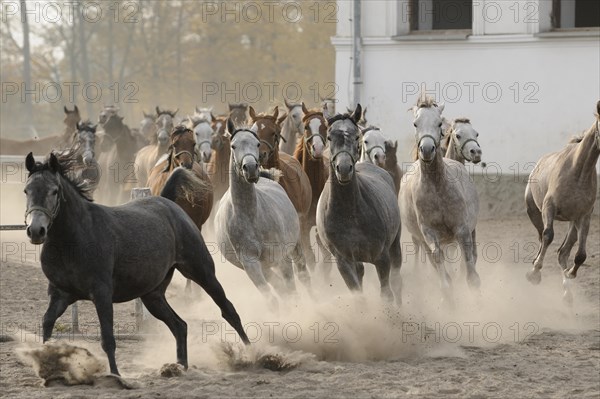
364;141;368;145
456;135;461;140
231;145;236;150
50;189;58;195
327;136;331;141
256;143;260;148
476;133;479;137
413;123;417;127
438;123;442;127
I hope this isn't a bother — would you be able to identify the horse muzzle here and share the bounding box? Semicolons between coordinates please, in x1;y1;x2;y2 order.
82;151;94;166
335;163;354;185
419;144;436;163
469;148;482;164
242;161;259;183
373;152;386;168
26;215;49;244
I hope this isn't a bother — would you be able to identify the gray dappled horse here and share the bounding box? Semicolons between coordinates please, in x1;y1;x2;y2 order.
316;104;403;304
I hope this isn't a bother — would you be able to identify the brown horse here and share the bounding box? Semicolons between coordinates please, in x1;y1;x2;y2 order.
250;106;312;217
133;107;177;186
147;125;214;233
525;101;600;303
95;113;138;205
294;104;330;269
228;103;248;127
383;140;402;196
206;115;231;202
0;106;81;155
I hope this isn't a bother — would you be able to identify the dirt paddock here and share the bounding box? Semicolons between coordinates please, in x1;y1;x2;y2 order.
1;214;599;398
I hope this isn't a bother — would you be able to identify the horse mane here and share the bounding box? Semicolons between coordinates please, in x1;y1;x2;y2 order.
160;167;211;203
157;108;177;117
416;94;438;108
252;112;278;122
189;115;210;127
29;146;95;201
569;133;585;143
327;112;357;127
259;167;282;182
302;109;324;123
171;125;193;139
293;134;305;161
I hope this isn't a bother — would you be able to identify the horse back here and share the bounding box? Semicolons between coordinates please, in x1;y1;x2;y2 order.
277;152;312;214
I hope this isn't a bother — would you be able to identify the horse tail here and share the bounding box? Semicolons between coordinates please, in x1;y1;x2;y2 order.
160;167;210;204
259;167;283;182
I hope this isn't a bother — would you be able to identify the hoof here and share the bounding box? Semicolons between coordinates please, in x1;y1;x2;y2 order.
562;290;573;307
526;269;542;285
467;272;481;290
564;268;577;279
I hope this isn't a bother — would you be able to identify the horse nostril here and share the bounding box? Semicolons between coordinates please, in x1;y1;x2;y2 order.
26;227;31;238
349;164;353;171
470;149;476;154
242;164;248;172
39;227;46;237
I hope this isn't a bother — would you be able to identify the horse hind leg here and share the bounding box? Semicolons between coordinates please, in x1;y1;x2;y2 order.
194;269;250;345
526;200;556;285
566;215;590;279
300;218;317;271
525;186;544;243
140;285;189;369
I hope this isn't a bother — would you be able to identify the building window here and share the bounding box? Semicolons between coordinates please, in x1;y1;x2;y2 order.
552;0;600;28
409;0;472;31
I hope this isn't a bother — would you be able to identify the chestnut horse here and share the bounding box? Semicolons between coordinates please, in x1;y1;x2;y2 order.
147;125;214;233
383;140;402;197
293;104;331;270
249;106;312;217
206;115;231;203
0;105;81;155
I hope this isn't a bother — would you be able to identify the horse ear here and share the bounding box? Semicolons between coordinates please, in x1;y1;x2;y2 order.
394;140;398;149
195;105;201;113
228;103;234;111
363;107;367;118
351;104;362;124
301;102;309;114
437;102;445;114
48;153;60;173
596;100;600;115
25;152;35;172
284;98;292;109
156;106;161;115
64;105;69;114
74;105;79;114
210;112;216;121
277;112;287;126
272;106;279;120
226;118;236;135
173;108;179;116
248;106;257;121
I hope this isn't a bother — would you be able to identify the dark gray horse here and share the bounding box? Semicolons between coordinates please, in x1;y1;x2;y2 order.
24;149;249;376
316;104;403;304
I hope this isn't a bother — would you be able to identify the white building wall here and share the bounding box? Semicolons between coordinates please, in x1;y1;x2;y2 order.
333;0;600;174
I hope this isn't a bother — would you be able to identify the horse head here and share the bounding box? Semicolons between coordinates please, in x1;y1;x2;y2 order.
227;118;260;183
327;104;362;184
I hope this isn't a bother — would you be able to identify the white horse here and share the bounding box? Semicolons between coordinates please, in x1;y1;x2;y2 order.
215;119;311;310
186;115;214;163
443;118;482;164
359;126;387;168
399;96;480;302
194;106;214;123
278;99;304;155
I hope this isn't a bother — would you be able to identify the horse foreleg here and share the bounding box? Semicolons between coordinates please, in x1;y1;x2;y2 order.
42;285;77;342
566;215;590;279
457;229;480;290
335;256;362;292
242;259;279;312
527;200;555;285
422;227;453;304
373;256;393;304
140;289;188;368
92;291;119;375
292;241;312;294
389;229;403;306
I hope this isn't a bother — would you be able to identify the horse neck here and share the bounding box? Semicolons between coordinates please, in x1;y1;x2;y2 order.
445;138;465;164
300;141;327;193
264;146;280;169
215;140;231;169
573;122;600;181
327;162;358;210
46;177;90;243
359;145;369;163
229;156;257;213
419;148;446;183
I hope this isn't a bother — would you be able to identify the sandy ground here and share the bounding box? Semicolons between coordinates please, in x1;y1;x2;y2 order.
1;213;599;398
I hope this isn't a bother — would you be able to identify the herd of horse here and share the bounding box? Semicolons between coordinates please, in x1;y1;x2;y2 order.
13;96;600;375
